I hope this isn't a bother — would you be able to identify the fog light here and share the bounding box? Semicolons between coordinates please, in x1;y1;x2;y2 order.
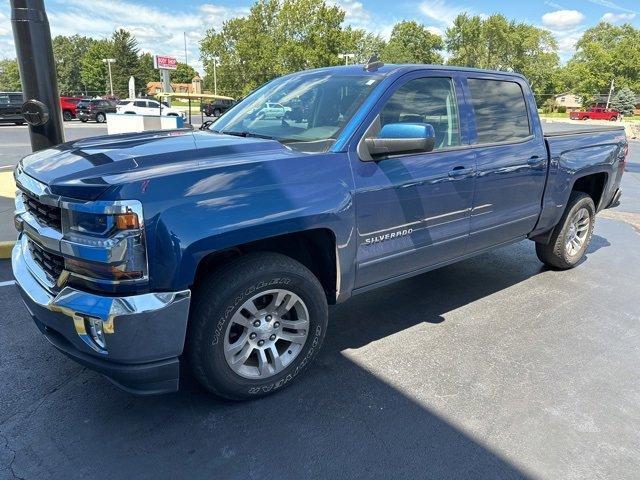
87;317;107;350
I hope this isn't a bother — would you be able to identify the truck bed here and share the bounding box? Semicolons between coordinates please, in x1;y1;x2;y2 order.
542;122;625;137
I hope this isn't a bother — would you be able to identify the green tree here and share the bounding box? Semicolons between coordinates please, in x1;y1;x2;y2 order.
610;86;637;116
136;52;159;95
53;35;95;95
172;62;198;83
563;23;640;103
382;21;443;64
109;29;140;97
0;59;21;91
80;39;112;95
201;0;345;97
340;27;386;64
445;13;560;105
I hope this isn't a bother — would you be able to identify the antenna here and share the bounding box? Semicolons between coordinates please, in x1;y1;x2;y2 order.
364;54;384;72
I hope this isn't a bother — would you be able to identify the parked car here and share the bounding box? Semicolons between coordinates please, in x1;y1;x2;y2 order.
0;91;24;125
117;98;186;119
12;64;627;400
570;107;621;121
60;96;84;121
201;99;236;117
76;99;117;123
249;102;290;119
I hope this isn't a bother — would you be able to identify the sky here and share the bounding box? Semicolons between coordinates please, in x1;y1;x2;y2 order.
1;0;639;75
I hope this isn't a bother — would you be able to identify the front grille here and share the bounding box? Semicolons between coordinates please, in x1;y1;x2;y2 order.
22;191;62;230
28;239;64;281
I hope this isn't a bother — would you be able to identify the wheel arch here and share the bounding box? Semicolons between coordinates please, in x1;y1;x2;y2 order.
570;171;608;210
191;228;339;304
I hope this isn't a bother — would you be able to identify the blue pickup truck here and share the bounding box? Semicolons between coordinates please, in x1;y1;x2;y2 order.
12;64;627;399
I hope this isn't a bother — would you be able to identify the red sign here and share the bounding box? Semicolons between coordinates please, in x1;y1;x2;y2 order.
154;55;177;70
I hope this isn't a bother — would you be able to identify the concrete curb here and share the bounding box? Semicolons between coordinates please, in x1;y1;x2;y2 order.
0;241;15;259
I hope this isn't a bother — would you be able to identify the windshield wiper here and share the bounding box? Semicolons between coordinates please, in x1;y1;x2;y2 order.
220;131;276;141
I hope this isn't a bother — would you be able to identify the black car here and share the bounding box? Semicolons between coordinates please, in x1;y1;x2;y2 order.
201;99;236;117
77;99;117;123
0;92;25;125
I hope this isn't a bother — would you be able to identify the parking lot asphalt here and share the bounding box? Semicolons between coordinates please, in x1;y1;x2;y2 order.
1;127;639;480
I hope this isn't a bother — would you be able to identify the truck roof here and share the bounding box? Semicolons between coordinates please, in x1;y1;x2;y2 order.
298;64;528;81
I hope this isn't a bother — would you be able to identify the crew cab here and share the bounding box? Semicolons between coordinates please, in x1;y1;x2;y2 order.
60;96;84;121
12;64;627;400
570;107;620;121
117;98;186;119
0;91;25;125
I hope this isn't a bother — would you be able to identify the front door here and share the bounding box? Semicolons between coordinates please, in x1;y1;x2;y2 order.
351;74;476;289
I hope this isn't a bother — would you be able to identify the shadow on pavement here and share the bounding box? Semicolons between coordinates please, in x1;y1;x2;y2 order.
0;242;559;479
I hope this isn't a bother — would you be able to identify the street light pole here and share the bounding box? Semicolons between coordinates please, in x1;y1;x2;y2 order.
102;58;116;96
212;55;220;95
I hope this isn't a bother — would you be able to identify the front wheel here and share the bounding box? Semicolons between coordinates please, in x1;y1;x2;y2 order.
63;110;73;121
535;192;595;269
186;252;328;400
95;112;106;123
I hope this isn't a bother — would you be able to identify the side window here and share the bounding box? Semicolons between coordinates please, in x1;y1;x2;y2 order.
134;101;146;108
467;79;530;144
148;101;159;108
379;77;460;150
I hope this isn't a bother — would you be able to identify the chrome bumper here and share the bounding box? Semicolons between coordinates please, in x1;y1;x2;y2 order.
12;236;191;394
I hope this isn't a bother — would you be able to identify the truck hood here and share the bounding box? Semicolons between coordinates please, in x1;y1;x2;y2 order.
20;129;292;200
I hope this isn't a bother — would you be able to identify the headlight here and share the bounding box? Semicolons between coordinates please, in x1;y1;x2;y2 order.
60;200;148;283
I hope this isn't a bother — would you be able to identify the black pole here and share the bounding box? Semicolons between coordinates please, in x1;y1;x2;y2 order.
11;0;64;151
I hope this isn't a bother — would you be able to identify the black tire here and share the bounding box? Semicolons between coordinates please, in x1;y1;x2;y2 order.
95;112;106;123
14;121;25;126
535;191;596;270
186;252;328;400
63;110;73;121
213;108;221;117
80;118;88;123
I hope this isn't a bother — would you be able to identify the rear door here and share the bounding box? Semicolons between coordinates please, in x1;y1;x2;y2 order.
464;76;548;252
351;73;476;288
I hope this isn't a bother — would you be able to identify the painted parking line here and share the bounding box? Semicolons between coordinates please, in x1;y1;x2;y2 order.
0;280;15;287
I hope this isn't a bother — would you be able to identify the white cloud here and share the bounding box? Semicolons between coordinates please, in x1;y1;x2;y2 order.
420;0;475;27
601;12;636;23
542;10;586;29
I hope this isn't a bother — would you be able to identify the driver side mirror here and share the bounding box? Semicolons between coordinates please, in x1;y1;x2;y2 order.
359;121;435;161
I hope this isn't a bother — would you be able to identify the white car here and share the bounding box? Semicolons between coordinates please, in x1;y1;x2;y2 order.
117;99;186;119
251;102;291;119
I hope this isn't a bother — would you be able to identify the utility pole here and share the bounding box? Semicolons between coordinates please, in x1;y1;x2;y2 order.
10;0;64;150
184;32;188;65
102;58;116;96
212;55;220;95
338;53;355;65
606;78;615;109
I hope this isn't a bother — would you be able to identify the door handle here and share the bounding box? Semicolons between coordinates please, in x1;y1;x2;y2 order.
448;166;473;178
527;155;545;168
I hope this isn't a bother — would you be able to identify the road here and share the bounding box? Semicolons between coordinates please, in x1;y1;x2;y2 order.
0;127;639;479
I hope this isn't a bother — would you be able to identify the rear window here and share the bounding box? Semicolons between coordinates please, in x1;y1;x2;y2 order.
467;79;530;144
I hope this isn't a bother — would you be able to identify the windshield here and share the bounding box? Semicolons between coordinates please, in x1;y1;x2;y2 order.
211;71;382;153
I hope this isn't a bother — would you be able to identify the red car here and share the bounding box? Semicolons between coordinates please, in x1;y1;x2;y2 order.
570;107;620;121
60;96;84;121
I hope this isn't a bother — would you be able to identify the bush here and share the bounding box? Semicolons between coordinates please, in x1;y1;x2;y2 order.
557;106;567;113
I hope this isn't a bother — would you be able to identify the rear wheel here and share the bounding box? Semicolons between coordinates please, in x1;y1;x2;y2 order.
63;110;73;121
610;116;618;122
14;121;25;125
187;252;328;400
535;192;595;269
80;118;88;123
95;112;106;123
213;108;221;117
